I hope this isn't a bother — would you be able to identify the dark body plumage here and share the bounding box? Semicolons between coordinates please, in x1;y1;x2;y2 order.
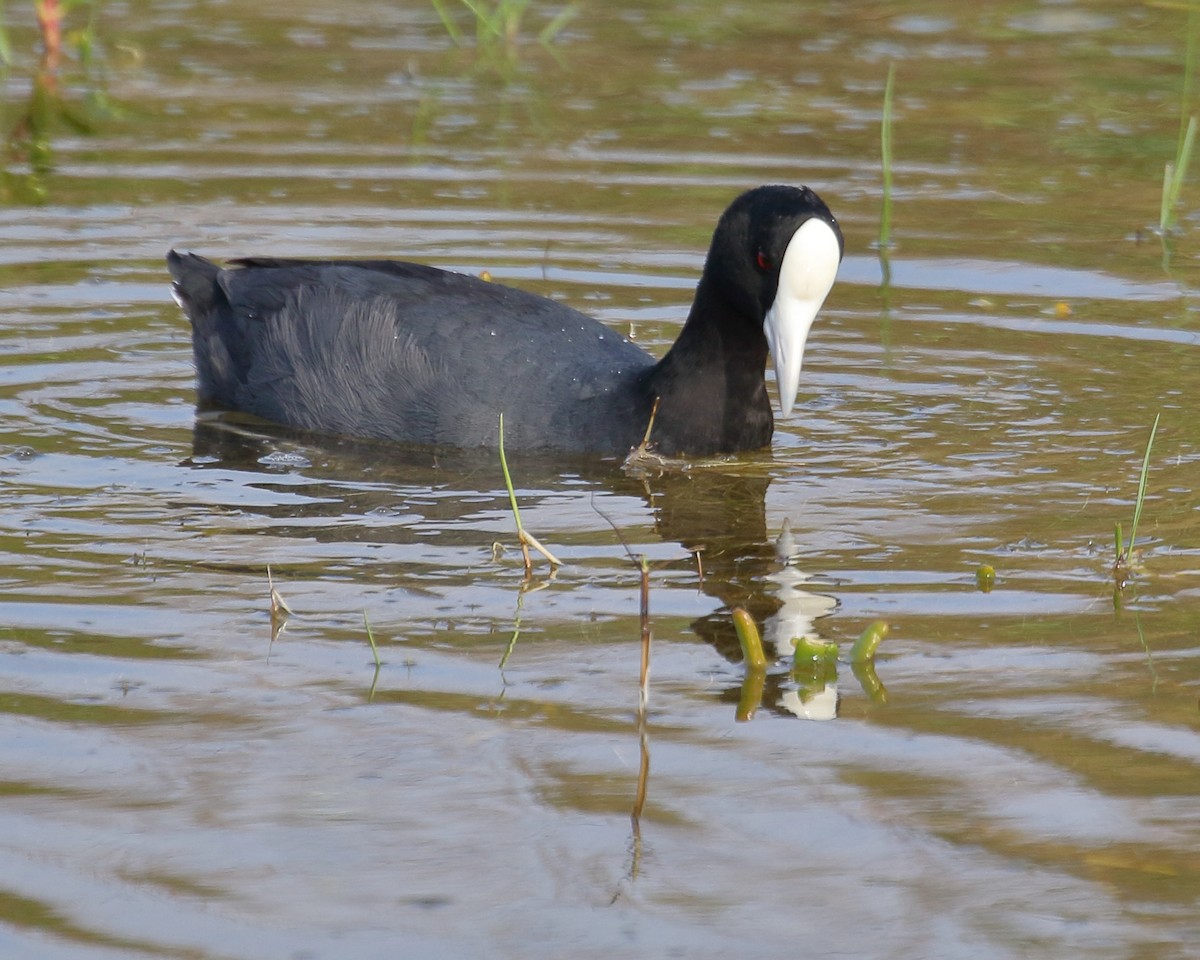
169;185;842;457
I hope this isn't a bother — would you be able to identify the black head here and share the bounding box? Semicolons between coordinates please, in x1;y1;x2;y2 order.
702;184;844;324
640;184;845;455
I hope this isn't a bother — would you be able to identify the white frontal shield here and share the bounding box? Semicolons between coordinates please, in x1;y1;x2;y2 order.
762;217;842;417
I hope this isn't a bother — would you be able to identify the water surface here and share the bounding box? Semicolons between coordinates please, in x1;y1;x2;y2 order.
1;1;1198;957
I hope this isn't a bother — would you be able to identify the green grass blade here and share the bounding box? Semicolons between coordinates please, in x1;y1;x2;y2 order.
538;2;578;46
429;0;464;44
879;62;896;249
1160;161;1174;233
0;13;11;68
497;412;523;531
1185;6;1199;139
1172;116;1197;206
363;612;381;668
1126;413;1160;555
1163;115;1197;232
460;0;503;41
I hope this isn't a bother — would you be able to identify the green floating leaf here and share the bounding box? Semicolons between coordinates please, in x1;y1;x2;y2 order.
851;660;888;704
792;635;838;667
735;668;766;722
732;607;768;672
976;564;996;593
791;638;838;693
849;621;890;663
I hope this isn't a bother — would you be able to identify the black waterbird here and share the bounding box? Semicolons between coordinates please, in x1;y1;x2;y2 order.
168;185;842;457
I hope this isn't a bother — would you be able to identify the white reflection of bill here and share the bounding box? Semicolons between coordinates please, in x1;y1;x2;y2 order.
766;520;840;721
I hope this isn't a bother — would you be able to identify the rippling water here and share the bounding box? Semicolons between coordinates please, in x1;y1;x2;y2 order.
1;1;1199;957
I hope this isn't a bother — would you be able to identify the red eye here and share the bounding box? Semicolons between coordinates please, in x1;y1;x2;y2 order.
755;251;772;271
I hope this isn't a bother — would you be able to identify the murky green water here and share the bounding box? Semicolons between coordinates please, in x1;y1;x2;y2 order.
1;1;1198;957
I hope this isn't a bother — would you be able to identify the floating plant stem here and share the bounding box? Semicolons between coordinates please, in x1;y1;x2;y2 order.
732;607;767;671
735;667;767;723
851;659;888;704
732;608;768;721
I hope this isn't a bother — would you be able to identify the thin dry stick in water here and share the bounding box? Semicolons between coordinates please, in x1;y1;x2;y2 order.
267;565;291;643
638;556;651;707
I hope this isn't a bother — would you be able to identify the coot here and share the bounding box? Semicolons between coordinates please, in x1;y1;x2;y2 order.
169;185;842;457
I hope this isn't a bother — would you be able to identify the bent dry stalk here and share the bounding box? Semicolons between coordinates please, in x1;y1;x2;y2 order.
498;413;562;577
267;565;291;642
588;495;654;707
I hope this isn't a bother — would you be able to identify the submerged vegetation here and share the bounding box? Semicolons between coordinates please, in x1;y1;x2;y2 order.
0;0;115;202
429;0;578;60
732;608;889;721
1161;4;1200;234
